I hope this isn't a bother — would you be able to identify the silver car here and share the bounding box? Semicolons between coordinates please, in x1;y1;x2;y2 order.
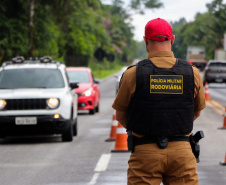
203;60;226;84
115;66;127;94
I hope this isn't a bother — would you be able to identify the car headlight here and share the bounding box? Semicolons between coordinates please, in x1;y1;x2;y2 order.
0;99;6;110
82;89;92;96
46;98;59;109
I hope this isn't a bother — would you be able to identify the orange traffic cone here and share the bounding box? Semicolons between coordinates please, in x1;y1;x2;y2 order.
204;82;211;100
220;151;226;166
111;123;129;152
105;111;117;142
219;107;226;129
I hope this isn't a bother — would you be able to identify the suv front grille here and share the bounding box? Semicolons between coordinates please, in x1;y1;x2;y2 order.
5;99;47;110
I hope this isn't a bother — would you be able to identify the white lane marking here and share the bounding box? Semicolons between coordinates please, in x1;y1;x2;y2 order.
89;173;100;185
94;154;111;172
89;154;112;184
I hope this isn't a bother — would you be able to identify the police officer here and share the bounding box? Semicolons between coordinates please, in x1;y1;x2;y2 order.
112;18;206;185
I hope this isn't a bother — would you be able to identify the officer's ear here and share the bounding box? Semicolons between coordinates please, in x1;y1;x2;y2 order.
143;36;148;45
171;35;175;45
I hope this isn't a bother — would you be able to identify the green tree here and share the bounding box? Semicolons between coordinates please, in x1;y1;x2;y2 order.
0;0;29;61
102;0;163;62
128;0;163;14
172;12;216;60
0;0;163;64
206;0;226;48
0;0;60;61
171;0;226;61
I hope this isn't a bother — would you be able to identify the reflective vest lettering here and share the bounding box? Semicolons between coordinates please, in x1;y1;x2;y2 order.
150;75;183;94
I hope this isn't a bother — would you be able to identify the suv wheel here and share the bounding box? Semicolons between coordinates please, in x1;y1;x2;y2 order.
0;134;5;138
73;118;78;136
62;123;73;142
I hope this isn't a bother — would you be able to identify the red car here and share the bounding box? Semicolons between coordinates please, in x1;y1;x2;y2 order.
66;67;100;114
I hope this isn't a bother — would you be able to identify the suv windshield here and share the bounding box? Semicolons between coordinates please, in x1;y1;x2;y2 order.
0;68;65;89
67;71;90;83
209;62;226;67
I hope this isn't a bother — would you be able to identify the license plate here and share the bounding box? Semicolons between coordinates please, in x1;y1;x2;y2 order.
215;78;223;82
15;117;37;125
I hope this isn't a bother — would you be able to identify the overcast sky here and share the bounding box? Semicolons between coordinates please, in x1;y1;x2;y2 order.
101;0;226;41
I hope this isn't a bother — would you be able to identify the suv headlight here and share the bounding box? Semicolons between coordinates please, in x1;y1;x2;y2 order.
82;88;92;97
46;98;59;109
0;99;6;110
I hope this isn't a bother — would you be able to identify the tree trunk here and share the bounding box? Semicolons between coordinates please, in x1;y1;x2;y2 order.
28;0;34;56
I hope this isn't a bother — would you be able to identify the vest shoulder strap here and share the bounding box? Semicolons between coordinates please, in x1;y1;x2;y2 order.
136;58;191;69
136;59;151;67
176;58;191;66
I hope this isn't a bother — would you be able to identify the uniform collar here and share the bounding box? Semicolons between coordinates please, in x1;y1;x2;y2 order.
147;51;175;59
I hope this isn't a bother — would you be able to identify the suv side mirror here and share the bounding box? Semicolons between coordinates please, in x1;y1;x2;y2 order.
94;79;100;84
70;82;79;89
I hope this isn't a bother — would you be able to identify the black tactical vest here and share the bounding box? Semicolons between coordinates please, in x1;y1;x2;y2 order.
127;59;194;137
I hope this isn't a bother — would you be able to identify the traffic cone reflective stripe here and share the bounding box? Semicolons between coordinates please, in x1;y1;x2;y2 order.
116;126;126;134
204;82;211;100
105;111;117;142
111;123;129;152
220;151;226;166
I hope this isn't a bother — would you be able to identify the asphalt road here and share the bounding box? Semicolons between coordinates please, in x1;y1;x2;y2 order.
0;71;226;185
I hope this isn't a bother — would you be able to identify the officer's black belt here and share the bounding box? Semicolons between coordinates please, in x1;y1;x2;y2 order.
134;136;190;147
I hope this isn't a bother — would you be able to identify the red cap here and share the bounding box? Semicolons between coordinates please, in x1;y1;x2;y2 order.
144;18;173;42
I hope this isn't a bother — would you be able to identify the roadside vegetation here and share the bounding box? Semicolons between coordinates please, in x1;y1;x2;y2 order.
171;0;226;60
89;59;128;79
0;0;226;79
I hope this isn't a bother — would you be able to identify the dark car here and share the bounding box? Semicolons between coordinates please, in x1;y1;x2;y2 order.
66;67;100;114
203;60;226;84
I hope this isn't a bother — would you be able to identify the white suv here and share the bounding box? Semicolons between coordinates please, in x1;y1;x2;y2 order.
0;56;78;142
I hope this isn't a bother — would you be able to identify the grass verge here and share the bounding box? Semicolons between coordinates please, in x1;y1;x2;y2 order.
89;59;127;79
